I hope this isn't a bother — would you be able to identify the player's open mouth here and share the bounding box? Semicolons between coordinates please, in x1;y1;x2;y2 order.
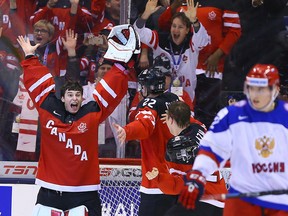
173;34;180;40
71;103;78;110
252;100;259;105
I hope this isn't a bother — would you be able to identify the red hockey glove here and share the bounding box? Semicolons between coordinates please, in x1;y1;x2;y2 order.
178;170;206;209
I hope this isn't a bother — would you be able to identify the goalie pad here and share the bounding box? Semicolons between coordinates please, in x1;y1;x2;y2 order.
32;204;63;216
65;205;88;216
32;204;88;216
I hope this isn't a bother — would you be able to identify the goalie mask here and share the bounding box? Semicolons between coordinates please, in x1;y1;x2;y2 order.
165;135;199;164
138;67;166;97
104;24;141;63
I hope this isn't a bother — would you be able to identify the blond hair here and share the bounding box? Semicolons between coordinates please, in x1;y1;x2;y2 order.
34;19;55;37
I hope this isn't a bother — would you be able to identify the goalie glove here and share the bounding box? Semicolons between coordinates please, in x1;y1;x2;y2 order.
178;170;206;209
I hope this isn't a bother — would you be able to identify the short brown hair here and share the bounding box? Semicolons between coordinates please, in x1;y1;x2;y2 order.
60;81;83;97
171;12;191;29
167;101;190;128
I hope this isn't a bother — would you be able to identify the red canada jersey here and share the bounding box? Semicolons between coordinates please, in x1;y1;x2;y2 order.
150;122;226;206
92;17;115;35
0;0;17;43
12;0;37;38
35;44;61;77
124;92;179;194
21;57;128;192
89;0;106;25
30;5;93;40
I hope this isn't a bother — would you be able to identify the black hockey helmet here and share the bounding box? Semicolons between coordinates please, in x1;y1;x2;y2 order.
138;67;166;94
153;54;172;76
165;135;199;164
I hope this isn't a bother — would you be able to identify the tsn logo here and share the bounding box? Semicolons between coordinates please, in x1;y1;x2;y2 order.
3;165;37;176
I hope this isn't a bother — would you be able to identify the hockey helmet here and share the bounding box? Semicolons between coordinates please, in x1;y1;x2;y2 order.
245;64;280;87
104;24;141;63
138;67;166;95
153;54;172;76
244;64;280;111
165;135;199;164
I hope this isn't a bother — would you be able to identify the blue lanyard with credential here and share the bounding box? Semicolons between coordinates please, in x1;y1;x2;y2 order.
42;44;50;66
169;42;185;72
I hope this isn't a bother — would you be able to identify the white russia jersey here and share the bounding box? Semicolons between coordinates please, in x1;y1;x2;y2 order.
133;23;210;100
194;99;288;210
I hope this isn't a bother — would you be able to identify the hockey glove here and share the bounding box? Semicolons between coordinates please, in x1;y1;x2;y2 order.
178;170;206;209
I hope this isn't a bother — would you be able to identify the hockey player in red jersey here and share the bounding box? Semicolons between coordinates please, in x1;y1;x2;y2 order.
146;100;227;215
17;24;141;216
113;67;181;216
128;54;195;122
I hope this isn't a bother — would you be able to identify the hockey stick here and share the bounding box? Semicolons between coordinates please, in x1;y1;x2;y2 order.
201;189;288;200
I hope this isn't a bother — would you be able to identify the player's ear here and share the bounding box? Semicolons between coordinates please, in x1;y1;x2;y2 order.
61;96;65;102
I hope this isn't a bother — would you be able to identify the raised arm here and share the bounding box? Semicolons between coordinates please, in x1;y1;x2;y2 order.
17;36;55;108
17;36;40;56
70;0;80;15
183;0;198;23
61;29;80;81
141;0;162;20
61;29;78;57
9;0;16;9
183;0;200;30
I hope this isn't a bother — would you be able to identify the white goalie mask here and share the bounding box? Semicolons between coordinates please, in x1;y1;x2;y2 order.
104;24;141;63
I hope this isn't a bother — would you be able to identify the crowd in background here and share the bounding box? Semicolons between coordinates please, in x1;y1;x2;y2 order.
0;0;287;161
